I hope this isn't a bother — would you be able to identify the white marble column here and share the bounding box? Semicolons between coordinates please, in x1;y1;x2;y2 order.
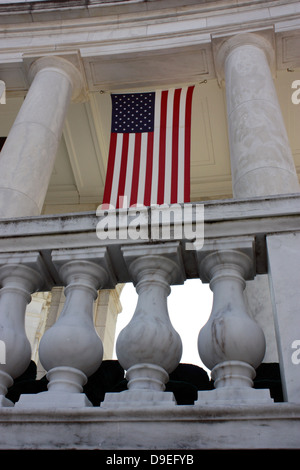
215;32;300;198
102;243;185;407
0;56;83;218
267;233;300;403
0;252;46;406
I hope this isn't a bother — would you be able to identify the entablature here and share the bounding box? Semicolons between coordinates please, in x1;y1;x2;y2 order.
0;1;300;95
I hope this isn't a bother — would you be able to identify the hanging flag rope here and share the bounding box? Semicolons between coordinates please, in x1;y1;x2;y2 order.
102;85;194;209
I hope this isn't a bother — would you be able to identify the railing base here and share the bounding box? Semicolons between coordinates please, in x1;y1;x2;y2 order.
0;403;299;449
101;389;177;408
15;391;93;408
196;387;273;406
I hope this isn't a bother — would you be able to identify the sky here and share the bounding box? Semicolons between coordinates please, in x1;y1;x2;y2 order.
113;279;213;373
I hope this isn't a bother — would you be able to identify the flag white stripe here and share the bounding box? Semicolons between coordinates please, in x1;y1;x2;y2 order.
164;88;175;205
124;133;135;204
137;132;148;206
151;90;162;205
110;133;123;208
178;87;187;203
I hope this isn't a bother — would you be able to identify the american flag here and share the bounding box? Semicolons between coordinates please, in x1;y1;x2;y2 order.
102;86;195;209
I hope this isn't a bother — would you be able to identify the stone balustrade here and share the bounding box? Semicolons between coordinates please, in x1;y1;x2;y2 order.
0;194;299;410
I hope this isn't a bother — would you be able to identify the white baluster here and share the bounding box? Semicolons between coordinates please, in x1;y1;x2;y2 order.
17;248;116;408
102;243;185;408
0;253;46;406
196;238;273;405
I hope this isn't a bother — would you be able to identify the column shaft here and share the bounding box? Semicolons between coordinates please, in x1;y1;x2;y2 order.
0;56;83;218
217;33;300;198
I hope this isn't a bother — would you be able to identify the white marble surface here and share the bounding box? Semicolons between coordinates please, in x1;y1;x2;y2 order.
0;57;83;218
197;387;272;406
0;403;299;449
244;274;279;363
218;33;300;198
112;243;184;404
197;244;267;403
267;232;300;404
215;33;300;385
0;196;298;411
0;253;44;406
102;388;177;409
33;249;111;407
16;390;93;409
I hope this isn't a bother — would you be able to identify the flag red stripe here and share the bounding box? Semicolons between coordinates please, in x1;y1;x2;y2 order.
117;133;129;208
144;132;154;207
157;90;168;205
184;86;194;203
102;132;117;207
130;133;142;207
171;88;181;204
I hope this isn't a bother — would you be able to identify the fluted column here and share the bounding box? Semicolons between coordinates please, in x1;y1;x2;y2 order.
0;56;83;218
215;32;300;198
102;243;185;407
196;238;272;404
17;248;116;408
0;252;46;406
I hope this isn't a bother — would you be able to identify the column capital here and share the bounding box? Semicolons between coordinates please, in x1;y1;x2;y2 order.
27;55;85;102
196;236;256;283
213;30;275;86
121;242;186;286
0;251;52;292
51;247;117;289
